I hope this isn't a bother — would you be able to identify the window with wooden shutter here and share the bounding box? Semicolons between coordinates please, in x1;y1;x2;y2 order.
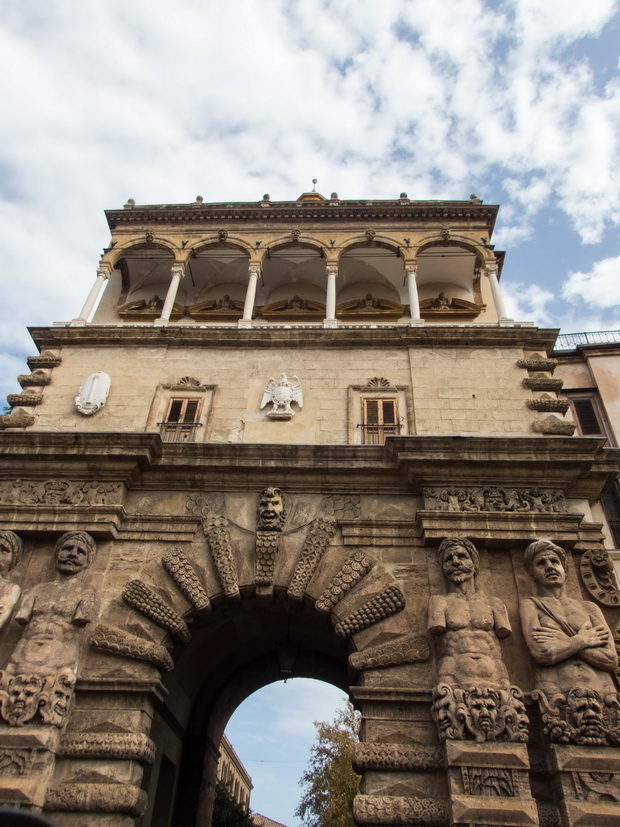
565;392;612;441
160;398;202;442
359;398;401;444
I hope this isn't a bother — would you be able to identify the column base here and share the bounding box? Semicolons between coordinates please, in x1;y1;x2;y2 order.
238;319;253;329
498;318;515;326
153;319;168;327
69;319;87;327
408;318;425;326
323;319;338;328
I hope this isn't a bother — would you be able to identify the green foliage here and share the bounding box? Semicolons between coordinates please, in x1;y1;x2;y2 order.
211;780;254;827
295;702;361;827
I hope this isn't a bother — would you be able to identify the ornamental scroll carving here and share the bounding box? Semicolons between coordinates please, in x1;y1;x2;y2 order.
579;548;620;607
315;552;373;613
0;531;97;728
90;624;174;672
122;580;190;643
428;538;528;743
424;485;565;513
349;633;429;670
353;794;448;825
162;549;211;616
335;585;405;638
0;479;122;506
287;518;337;604
520;540;619;747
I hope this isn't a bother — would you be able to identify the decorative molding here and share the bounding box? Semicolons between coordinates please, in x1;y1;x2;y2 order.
7;391;43;407
256;531;281;587
580;549;620;607
45;782;148;816
527;398;570;414
58;733;156;764
366;377;391;388
0;409;36;430
533;689;620;747
27;353;62;370
89;624;174;672
18;371;51;388
353;794;449;825
0;479;123;506
532;417;577;435
353;743;443;772
122;580;190;643
335;584;405;637
517;358;558;373
523;376;563;392
203;515;240;600
432;683;528;743
319;494;360;520
162;550;211;615
178;376;202;387
315;552;373;613
423;485;566;513
287;518;337;604
349;634;430;670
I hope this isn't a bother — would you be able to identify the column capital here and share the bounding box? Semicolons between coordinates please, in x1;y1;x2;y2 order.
405;263;417;277
170;262;185;278
484;262;499;278
248;265;261;279
326;265;338;278
97;263;113;279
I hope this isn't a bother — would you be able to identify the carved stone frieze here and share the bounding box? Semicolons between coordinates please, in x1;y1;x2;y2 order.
7;391;43;407
432;683;528;743
334;585;405;637
460;765;520;797
533;689;620;747
18;371;51;388
162;549;211;615
58;732;156;764
315;551;373;614
0;747;36;775
532;417;577;435
89;624;174;672
353;794;449;825
203;515;240;600
0;408;36;429
353;742;443;772
0;479;122;506
45;782;148;816
349;633;430;670
527;398;570;414
523;376;563;392
287;518;337;603
27;353;62;370
0;671;75;728
572;770;620;801
256;531;281;587
579;548;620;607
319;494;361;519
423;485;566;513
517;358;558;373
122;580;190;643
186;492;226;519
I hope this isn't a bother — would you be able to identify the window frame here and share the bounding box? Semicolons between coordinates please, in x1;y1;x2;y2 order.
347;382;411;445
563;389;615;444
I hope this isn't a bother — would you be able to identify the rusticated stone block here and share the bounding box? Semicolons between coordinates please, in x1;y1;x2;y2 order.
45;782;148;816
353;794;448;825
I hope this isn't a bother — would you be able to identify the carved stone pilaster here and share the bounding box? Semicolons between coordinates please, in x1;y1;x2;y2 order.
287;518;337;605
334;584;405;637
89;624;174;672
315;551;373;613
162;549;211;615
203;515;240;601
122;580;190;643
349;633;429;670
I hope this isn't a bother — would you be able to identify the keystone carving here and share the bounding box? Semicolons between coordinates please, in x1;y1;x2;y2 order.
423;485;565;513
429;538;528;742
90;624;174;672
287;518;337;604
353;794;448;825
335;584;405;637
315;551;373;613
122;580;190;643
0;479;122;506
353;743;443;772
256;488;286;587
162;550;211;615
520;540;619;745
580;548;620;607
203;515;239;600
58;732;156;763
349;633;429;670
517;358;558;373
45;782;148;817
0;530;22;632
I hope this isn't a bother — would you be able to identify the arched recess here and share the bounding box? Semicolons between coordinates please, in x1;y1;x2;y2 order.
107;241;179;321
184;240;251;321
415;238;489;321
259;240;327;316
86;490;434;827
337;239;408;320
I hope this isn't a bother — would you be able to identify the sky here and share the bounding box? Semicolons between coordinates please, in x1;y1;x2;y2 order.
0;1;619;823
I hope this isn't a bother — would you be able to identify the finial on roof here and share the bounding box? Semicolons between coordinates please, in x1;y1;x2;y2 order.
312;179;317;192
124;198;135;209
400;192;408;199
470;193;483;204
195;195;203;203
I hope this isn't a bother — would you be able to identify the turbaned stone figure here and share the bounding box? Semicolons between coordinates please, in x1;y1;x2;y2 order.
520;539;619;745
0;531;97;727
428;538;528;742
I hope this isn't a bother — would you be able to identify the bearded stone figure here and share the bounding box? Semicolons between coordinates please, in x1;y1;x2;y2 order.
0;531;97;728
520;539;619;746
428;537;528;742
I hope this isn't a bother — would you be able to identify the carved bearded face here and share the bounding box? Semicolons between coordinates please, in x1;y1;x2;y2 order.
257;488;286;531
569;690;606;742
468;690;499;734
56;535;90;575
442;545;476;583
41;673;75;727
5;675;43;725
531;549;566;588
0;538;14;576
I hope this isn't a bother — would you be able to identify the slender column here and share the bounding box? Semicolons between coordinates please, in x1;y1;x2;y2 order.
405;264;422;323
156;262;185;325
485;262;509;320
324;265;337;328
72;264;111;324
239;266;260;328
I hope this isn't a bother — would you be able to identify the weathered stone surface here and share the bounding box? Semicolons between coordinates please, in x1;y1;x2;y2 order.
45;782;148;816
162;549;211;615
353;794;449;825
349;633;430;670
58;733;156;764
335;584;405;637
353;742;443;772
89;624;173;672
122;580;190;643
315;551;373;613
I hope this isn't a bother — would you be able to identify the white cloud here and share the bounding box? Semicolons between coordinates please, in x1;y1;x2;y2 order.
503;282;556;326
562;255;620;307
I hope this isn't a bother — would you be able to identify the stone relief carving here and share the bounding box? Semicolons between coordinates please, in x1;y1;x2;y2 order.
0;479;122;506
315;551;373;614
27;352;62;370
122;580;190;643
256;487;286;588
533;417;577;436
6;390;43;407
523;375;563;392
579;548;620;607
461;765;519;797
58;732;156;764
424;486;566;513
0;747;35;775
18;370;51;388
517;357;558;373
349;633;430;670
0;532;97;728
162;549;211;615
353;794;448;825
0;531;22;632
45;781;148;817
334;584;405;637
74;372;111;416
527;398;570;414
428;538;528;742
203;515;240;600
0;408;36;430
89;624;174;672
573;771;620;802
287;518;337;604
186;492;226;519
319;494;361;520
353;742;443;772
520;540;619;746
260;374;303;419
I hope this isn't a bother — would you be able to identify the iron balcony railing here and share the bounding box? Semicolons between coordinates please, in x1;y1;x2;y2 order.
554;330;620;351
357;423;402;444
158;422;203;443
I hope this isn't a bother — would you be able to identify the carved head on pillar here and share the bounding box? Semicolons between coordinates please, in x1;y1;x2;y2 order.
0;530;23;576
257;487;286;531
466;687;500;739
54;531;96;576
3;674;44;726
438;537;479;585
567;688;607;745
40;671;76;727
524;539;568;590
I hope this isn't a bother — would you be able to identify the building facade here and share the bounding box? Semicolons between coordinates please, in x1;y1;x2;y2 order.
0;193;618;826
216;734;252;811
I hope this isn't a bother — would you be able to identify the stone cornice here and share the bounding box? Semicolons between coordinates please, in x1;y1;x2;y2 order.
29;324;558;352
106;200;499;234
